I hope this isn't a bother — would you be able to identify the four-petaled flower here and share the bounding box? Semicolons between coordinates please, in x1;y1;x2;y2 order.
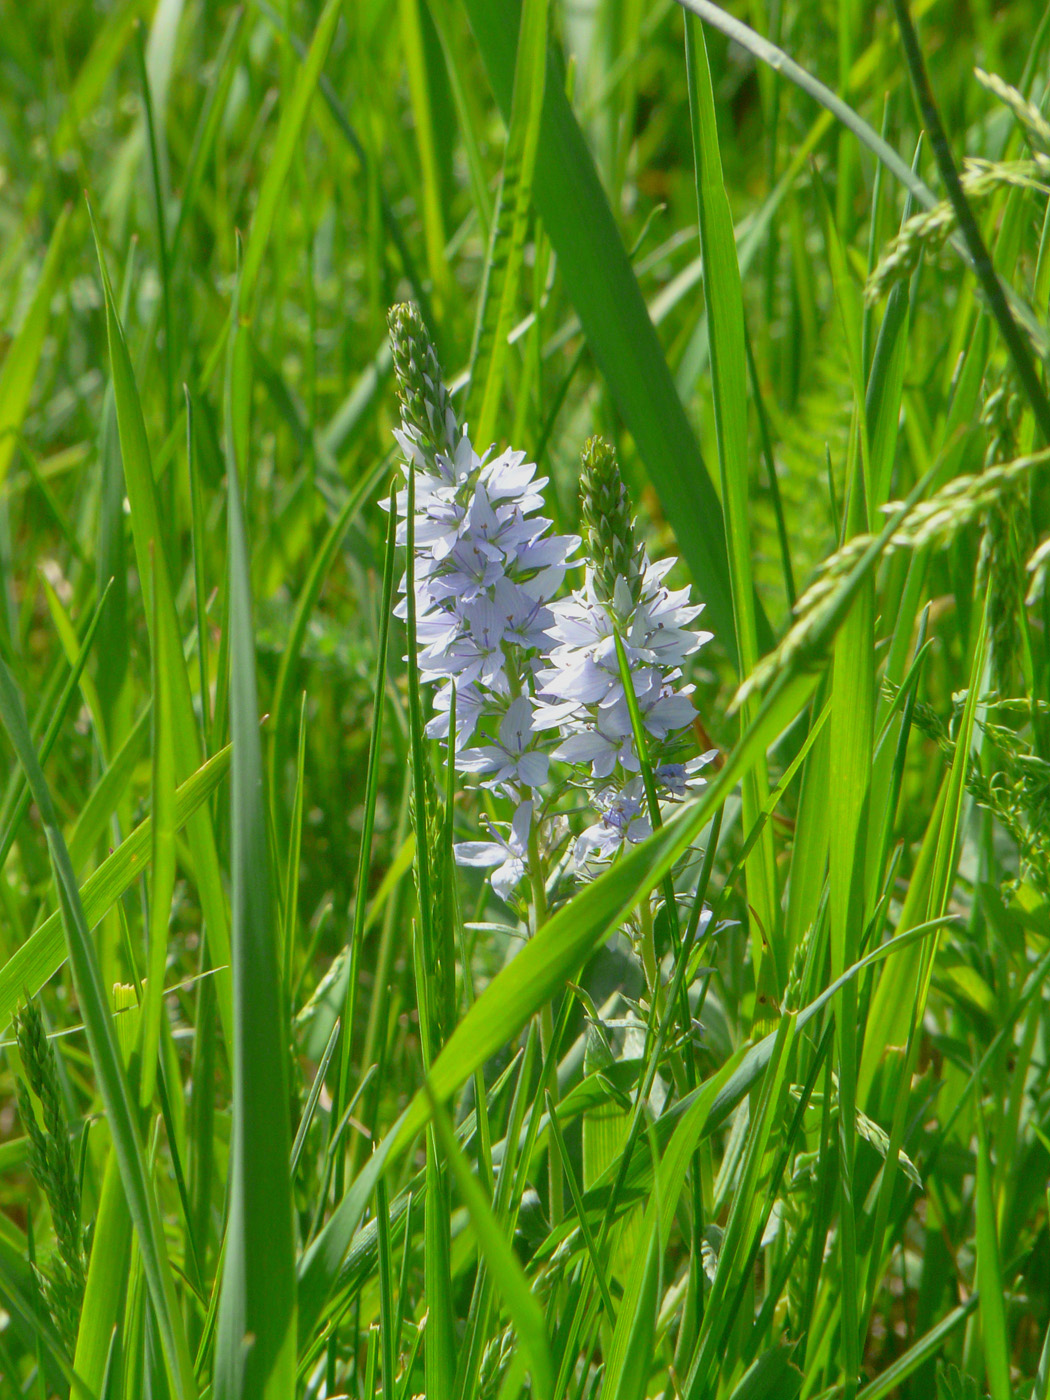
459;696;550;791
454;801;533;901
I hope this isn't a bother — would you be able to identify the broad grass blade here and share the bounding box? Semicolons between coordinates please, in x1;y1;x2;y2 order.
88;205;234;1053
73;1152;133;1395
426;1085;554;1400
467;0;547;449
0;742;230;1034
684;12;778;982
213;305;297;1400
0;662;197;1399
460;0;764;660
0;205;71;492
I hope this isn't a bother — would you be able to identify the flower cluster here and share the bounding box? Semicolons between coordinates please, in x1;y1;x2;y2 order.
389;304;578;894
535;437;716;868
389;309;715;897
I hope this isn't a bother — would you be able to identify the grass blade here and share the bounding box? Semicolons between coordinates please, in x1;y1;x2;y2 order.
138;548;177;1109
213;295;297;1400
238;0;343;311
0;206;71;493
88;201;234;1054
461;0;766;661
974;1090;1011;1400
0;662;197;1399
685;11;778;988
425;1082;554;1400
0;741;231;1034
467;0;548;448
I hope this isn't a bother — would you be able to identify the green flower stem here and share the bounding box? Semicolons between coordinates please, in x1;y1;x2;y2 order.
638;895;659;993
526;818;563;1227
612;627;698;1091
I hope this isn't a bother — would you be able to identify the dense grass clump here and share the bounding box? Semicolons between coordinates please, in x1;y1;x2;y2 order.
0;0;1049;1396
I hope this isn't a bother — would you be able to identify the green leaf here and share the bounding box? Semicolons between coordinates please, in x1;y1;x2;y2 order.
88;202;235;1055
0;205;71;493
685;12;778;984
213;294;297;1400
681;1013;797;1397
73;1151;133;1395
426;1084;554;1400
268;457;386;797
604;1213;661;1400
138;547;178;1109
975;1099;1011;1400
467;0;547;448
238;0;344;310
725;1346;803;1400
0;739;231;1036
398;0;451;306
0;661;197;1400
854;1303;976;1400
460;0;768;663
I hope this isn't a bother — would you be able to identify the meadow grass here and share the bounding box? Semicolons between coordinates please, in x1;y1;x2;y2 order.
0;0;1048;1397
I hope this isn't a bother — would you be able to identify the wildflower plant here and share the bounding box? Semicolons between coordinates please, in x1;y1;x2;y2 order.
536;435;717;868
388;303;579;904
389;306;716;904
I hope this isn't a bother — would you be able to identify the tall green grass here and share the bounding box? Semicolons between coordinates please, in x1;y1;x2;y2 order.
0;1;1048;1397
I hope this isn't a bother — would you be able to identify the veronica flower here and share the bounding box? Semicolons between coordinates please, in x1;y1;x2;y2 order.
573;780;652;867
389;304;578;901
538;436;716;865
458;696;550;789
454;801;533;903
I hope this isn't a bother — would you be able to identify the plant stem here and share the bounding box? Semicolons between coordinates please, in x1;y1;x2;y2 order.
527;815;563;1225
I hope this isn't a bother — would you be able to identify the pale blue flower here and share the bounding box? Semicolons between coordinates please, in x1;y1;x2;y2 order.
455;801;533;901
574;781;652;867
459;696;550;791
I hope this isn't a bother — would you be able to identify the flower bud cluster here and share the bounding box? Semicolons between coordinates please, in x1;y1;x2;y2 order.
534;437;716;868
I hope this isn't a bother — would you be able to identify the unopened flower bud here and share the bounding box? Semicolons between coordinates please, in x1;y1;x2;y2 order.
388;303;456;466
579;436;643;610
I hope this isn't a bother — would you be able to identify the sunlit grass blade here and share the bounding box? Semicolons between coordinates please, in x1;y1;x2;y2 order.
467;0;547;449
0;579;112;873
268;458;387;798
461;0;761;660
237;0;343;311
0;662;197;1399
136;548;177;1110
213;298;297;1400
73;1153;133;1395
604;1213;660;1400
0;739;230;1034
0;205;71;494
685;11;778;994
680;1012;797;1397
854;1302;977;1400
725;1347;802;1400
426;1081;554;1400
398;0;450;309
87;201;234;1054
331;480;398;1141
